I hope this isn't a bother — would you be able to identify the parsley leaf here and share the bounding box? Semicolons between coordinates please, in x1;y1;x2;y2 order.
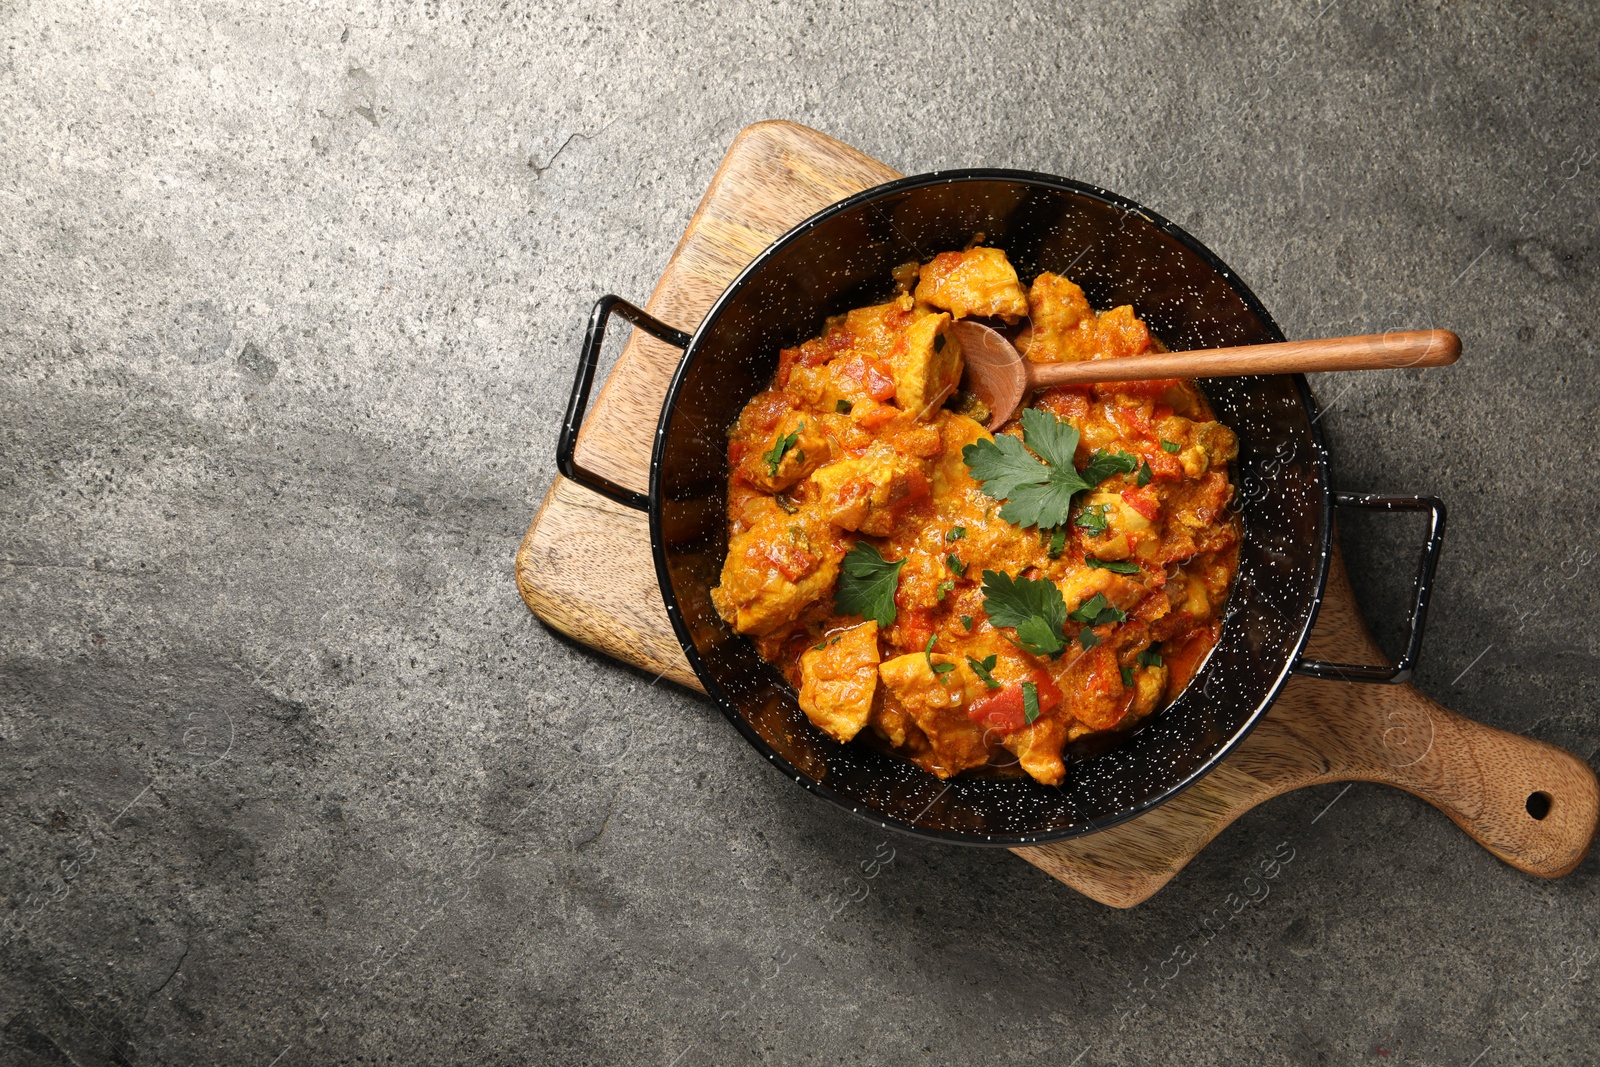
1081;449;1139;484
1086;556;1140;574
1022;681;1041;724
1120;665;1134;687
966;654;1002;689
936;579;955;601
1136;459;1153;487
1078;627;1100;650
946;553;966;577
834;542;905;627
1068;592;1128;627
1047;526;1067;558
1137;648;1164;667
762;423;803;478
962;409;1127;530
981;569;1067;657
1160;438;1181;453
947;526;966;542
836;399;853;414
1075;503;1110;537
960;614;974;631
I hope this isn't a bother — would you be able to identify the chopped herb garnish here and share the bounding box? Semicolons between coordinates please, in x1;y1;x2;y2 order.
1136;460;1153;487
936;579;955;601
774;493;799;515
946;526;966;542
1075;503;1111;537
1137;648;1164;668
1022;681;1041;724
981;569;1067;658
762;423;803;478
946;554;966;577
833;542;905;627
924;633;956;676
1086;556;1140;574
836;399;853;414
966;654;1002;690
1160;438;1181;453
1068;592;1128;627
1078;627;1100;650
812;634;844;651
960;615;974;631
1047;526;1067;558
1120;665;1135;687
961;410;1132;531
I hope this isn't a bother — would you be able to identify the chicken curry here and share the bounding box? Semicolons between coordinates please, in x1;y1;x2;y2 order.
710;247;1241;786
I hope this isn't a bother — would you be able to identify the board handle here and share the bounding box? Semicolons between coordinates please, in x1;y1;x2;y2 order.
1354;684;1600;877
558;295;690;511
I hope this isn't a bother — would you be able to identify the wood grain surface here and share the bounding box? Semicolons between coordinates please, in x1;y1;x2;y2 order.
517;120;1598;907
1028;329;1462;385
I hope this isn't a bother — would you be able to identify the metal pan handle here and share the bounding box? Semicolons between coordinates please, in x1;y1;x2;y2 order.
557;295;691;512
1293;492;1447;684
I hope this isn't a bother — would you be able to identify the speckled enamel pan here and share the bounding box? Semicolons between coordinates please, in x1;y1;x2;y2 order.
559;171;1444;846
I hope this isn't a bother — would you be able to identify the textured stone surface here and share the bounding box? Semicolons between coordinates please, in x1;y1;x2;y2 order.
2;1;1597;1064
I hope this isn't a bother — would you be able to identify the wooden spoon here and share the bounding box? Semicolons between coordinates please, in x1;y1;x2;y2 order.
952;321;1462;430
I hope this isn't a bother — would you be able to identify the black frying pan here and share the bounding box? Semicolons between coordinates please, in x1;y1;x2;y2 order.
558;171;1445;845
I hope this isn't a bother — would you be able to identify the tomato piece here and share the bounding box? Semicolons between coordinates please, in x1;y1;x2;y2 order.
863;361;896;401
1152;403;1174;421
966;670;1063;735
838;355;895;400
968;686;1027;733
776;340;833;389
1035;386;1091;421
1118;403;1152;436
893;606;935;654
1121;486;1161;522
856;402;898;430
764;540;816;583
1144;449;1183;482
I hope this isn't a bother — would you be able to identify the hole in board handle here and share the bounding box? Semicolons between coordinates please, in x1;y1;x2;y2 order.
1526;791;1553;820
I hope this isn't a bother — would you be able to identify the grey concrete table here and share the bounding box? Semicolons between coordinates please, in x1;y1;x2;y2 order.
2;2;1597;1063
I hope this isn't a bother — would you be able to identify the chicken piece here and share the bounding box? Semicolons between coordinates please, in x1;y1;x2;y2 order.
710;510;842;636
1027;272;1153;362
1002;716;1071;786
797;621;880;743
836;297;920;364
1093;305;1153;360
888;312;962;417
877;652;990;777
738;410;832;493
1056;564;1146;619
808;443;931;537
1026;272;1099;363
869;699;915;748
1061;642;1134;732
1128;661;1168;720
913;247;1029;322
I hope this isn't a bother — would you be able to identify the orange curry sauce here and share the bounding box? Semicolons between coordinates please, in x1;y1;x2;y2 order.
710;247;1241;786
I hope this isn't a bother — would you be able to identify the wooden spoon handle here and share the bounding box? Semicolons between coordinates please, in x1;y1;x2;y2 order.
1348;684;1599;877
1028;329;1462;386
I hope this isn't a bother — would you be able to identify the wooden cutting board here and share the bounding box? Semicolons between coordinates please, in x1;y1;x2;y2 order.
515;121;1598;906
